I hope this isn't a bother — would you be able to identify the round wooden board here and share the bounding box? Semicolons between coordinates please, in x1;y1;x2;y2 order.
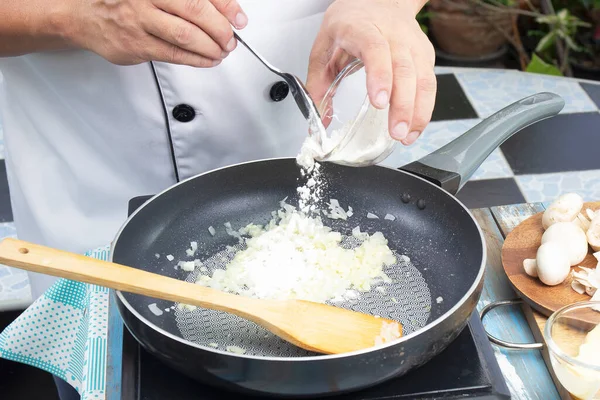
501;202;600;318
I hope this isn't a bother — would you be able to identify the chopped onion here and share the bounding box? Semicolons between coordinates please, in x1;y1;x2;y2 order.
352;226;369;241
154;253;160;259
367;212;379;219
166;254;174;261
226;345;246;354
436;296;443;303
209;343;219;348
177;303;197;311
384;214;396;221
148;303;163;316
178;261;196;272
195;202;396;303
208;226;216;236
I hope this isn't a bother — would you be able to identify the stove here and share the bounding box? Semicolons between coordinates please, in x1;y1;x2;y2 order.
121;196;511;400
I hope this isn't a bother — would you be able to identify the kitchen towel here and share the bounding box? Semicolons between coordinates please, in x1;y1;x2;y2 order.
0;245;111;400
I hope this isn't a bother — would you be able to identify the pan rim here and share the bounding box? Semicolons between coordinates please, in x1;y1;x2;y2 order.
111;156;487;361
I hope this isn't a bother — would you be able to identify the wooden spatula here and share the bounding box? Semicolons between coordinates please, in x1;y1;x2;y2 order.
0;238;402;354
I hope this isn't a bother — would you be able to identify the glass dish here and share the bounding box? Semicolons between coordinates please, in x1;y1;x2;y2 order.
544;301;600;400
315;58;396;167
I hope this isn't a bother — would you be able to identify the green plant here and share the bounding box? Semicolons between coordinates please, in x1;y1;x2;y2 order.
534;9;590;53
525;8;592;74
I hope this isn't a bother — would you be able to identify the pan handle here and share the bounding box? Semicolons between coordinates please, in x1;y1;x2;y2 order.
480;299;544;350
400;92;565;195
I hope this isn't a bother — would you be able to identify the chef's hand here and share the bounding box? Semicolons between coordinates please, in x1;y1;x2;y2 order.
66;0;247;67
306;0;436;145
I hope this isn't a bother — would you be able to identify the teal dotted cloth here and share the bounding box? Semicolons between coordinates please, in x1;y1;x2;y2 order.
0;245;111;400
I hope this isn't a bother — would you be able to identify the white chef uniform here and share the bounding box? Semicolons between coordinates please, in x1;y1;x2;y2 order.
0;0;336;300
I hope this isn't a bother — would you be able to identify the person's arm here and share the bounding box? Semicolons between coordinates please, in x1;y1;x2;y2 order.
306;0;436;146
0;0;249;68
0;0;76;56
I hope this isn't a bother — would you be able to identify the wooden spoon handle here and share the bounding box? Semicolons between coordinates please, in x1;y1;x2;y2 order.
0;238;263;314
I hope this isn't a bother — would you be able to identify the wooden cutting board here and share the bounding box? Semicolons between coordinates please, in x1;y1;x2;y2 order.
501;202;600;317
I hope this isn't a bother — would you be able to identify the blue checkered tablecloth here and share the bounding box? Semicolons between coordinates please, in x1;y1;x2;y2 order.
0;245;111;400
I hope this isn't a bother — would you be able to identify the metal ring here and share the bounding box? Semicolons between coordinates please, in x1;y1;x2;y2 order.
480;299;544;350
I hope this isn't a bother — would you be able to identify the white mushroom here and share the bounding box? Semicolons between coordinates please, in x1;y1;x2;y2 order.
541;222;589;266
536;242;571;286
586;214;600;252
574;212;592;231
570;252;600;310
542;193;584;230
523;258;538;277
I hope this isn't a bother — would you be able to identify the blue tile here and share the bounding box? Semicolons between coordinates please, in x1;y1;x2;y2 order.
516;170;600;203
0;221;16;238
456;70;599;117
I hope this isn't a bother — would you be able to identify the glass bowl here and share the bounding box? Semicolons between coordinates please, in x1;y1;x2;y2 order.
544;301;600;400
315;58;396;167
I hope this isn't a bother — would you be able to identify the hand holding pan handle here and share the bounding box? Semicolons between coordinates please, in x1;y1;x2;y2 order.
480;299;544;350
400;92;565;196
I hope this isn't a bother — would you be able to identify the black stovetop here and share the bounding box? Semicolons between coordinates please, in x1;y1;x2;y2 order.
121;196;511;400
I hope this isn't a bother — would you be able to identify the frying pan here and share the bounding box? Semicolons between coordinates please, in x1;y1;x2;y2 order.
111;92;564;398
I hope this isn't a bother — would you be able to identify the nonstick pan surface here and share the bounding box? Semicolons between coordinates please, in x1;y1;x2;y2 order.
112;159;481;357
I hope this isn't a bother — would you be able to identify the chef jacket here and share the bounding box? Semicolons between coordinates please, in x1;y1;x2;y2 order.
0;0;338;300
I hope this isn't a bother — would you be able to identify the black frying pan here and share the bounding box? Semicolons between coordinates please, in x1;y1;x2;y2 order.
111;92;564;398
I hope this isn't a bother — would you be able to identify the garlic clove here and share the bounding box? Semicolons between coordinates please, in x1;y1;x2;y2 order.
542;193;584;230
523;258;538;277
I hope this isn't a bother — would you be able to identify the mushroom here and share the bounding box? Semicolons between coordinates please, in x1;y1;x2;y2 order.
542;193;584;230
541;221;589;266
586;214;600;252
523;258;538;277
571;252;600;311
536;242;571;286
574;212;592;231
573;208;597;231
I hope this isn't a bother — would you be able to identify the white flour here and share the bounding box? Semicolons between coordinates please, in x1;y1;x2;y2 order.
296;104;393;169
297;162;326;214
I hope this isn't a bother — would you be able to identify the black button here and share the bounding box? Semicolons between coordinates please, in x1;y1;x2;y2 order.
270;81;289;102
172;104;195;122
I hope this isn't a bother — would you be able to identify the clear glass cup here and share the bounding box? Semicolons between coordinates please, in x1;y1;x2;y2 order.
544;301;600;400
315;58;396;167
